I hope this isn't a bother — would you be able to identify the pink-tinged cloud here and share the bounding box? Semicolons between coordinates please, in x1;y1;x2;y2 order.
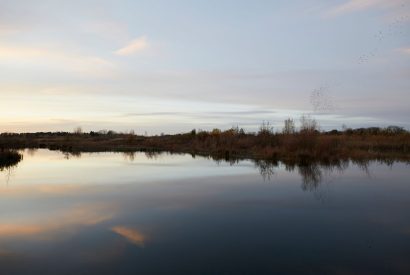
326;0;407;17
399;48;410;55
114;36;149;56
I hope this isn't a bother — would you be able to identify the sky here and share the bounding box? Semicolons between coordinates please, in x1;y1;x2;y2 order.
0;0;409;134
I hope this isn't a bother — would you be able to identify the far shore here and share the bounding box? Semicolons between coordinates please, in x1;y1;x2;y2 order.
1;122;409;165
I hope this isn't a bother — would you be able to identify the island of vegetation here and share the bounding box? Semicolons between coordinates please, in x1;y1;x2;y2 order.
0;149;23;171
1;116;409;167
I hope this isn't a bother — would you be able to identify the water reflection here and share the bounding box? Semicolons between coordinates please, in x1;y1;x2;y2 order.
123;151;166;161
0;150;409;274
63;150;82;159
123;151;135;161
26;148;38;157
0;203;115;239
111;226;145;247
3;149;405;194
251;158;408;192
254;159;277;181
283;160;349;192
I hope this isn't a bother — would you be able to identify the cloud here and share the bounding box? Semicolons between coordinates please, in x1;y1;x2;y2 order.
325;0;408;17
328;0;383;15
0;45;114;76
114;36;148;56
398;48;410;55
84;20;129;40
123;110;275;117
0;25;19;35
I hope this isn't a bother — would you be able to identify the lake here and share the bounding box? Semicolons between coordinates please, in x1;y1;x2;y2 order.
1;149;409;274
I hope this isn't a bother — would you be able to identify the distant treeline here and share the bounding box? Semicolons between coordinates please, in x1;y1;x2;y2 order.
1;117;409;163
1;125;408;137
326;126;407;135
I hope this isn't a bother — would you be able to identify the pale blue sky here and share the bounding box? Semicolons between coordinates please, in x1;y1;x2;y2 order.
0;0;409;133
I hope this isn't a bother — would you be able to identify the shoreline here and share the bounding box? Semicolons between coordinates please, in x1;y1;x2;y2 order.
1;127;409;164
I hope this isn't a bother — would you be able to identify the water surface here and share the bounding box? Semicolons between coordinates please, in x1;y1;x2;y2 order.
1;149;409;274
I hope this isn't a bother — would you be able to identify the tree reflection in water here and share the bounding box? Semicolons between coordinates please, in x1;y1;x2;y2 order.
0;150;23;185
26;148;38;157
63;151;82;159
297;164;323;191
123;151;136;161
119;151;405;196
254;160;277;181
3;148;408;197
249;159;359;202
251;158;408;197
253;159;350;190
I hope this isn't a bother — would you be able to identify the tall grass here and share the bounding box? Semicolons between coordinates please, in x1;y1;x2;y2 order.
0;118;409;162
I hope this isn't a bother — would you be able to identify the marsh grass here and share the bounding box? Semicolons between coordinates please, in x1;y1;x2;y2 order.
0;122;409;163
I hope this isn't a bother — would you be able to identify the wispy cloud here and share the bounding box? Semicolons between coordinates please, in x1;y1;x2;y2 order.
0;45;114;76
114;36;149;56
325;0;407;17
123;110;275;118
84;20;129;40
398;48;410;55
0;25;20;35
328;0;383;16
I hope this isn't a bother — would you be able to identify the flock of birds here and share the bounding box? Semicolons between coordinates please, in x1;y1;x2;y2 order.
357;11;409;65
310;85;337;113
310;2;409;114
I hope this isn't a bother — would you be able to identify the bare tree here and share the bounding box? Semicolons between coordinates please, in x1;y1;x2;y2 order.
300;115;319;133
258;121;274;136
73;126;83;135
282;118;295;134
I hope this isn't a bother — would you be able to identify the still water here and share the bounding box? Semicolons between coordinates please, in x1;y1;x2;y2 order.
0;149;409;274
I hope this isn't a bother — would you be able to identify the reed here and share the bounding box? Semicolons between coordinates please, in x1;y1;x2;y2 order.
1;121;409;163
